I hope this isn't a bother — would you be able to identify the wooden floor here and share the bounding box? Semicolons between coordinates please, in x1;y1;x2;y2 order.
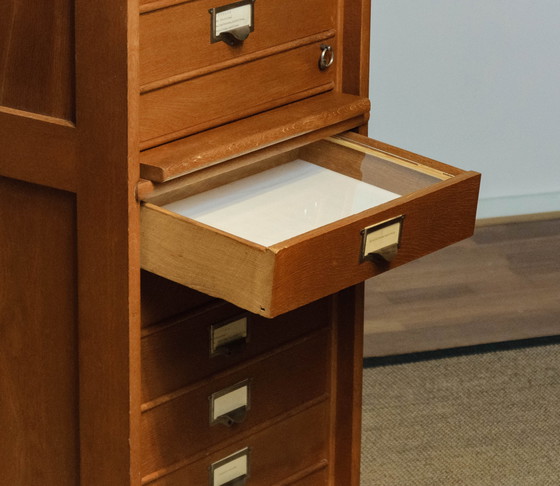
364;216;560;357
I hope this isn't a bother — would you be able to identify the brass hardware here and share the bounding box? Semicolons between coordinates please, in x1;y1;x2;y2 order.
319;44;334;70
210;380;251;427
210;315;249;357
360;216;404;263
210;0;255;46
220;26;251;46
210;448;250;486
214;406;248;427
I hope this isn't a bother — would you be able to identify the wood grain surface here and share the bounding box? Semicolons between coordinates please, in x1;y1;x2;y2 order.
139;92;370;182
0;0;74;120
0;177;78;485
140;0;336;86
140;42;336;146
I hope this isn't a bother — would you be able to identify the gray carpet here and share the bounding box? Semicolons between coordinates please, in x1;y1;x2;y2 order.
361;342;560;485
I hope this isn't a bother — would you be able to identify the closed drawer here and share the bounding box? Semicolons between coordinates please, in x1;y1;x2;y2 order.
140;0;337;86
143;400;330;485
141;132;481;318
141;297;329;402
140;40;336;148
141;328;330;476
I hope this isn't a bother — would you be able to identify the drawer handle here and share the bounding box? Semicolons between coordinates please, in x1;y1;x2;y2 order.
210;380;251;427
213;337;247;357
210;447;250;486
221;477;247;486
361;216;404;264
319;44;334;70
220;26;251;46
214;406;248;427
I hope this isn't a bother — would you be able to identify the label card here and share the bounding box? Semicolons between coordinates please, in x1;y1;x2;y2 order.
211;381;250;424
210;0;255;43
210;316;248;356
361;216;404;263
210;448;250;486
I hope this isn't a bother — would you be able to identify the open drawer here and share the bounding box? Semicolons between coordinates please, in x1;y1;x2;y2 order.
140;132;480;318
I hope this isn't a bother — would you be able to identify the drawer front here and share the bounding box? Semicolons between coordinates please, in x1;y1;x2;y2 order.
141;297;329;402
141;134;480;318
287;467;329;486
139;40;336;147
140;0;337;86
141;329;330;476
143;400;330;485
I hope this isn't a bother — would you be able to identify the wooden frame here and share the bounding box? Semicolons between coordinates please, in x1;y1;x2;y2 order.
0;0;478;484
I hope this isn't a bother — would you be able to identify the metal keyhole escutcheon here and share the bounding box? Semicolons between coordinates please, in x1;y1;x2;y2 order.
319;44;334;70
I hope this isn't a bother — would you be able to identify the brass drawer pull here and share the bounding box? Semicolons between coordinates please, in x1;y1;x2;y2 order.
220;25;251;46
319;44;334;70
210;380;251;427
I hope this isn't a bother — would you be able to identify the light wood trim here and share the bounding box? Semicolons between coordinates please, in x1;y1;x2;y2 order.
140;116;368;205
328;136;453;180
75;0;141;484
140;92;370;183
141;30;336;93
339;131;465;176
141;203;276;315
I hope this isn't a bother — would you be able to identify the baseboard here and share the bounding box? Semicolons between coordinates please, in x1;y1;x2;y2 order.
477;210;560;227
363;335;560;368
476;191;560;220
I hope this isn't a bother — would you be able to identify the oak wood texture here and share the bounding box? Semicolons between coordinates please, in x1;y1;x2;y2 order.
0;0;78;192
140;135;480;317
140;41;336;147
0;177;78;485
143;400;330;485
142;298;329;402
141;329;330;477
1;1;143;484
140;0;336;86
74;0;142;484
140;92;370;182
0;0;74;120
0;109;77;191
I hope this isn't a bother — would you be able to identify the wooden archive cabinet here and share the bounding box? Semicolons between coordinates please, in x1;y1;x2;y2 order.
0;1;480;485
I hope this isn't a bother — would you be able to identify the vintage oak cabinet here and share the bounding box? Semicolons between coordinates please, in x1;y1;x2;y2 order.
0;0;480;485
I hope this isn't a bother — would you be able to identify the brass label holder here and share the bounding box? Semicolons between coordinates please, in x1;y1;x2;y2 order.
210;0;255;46
361;215;405;263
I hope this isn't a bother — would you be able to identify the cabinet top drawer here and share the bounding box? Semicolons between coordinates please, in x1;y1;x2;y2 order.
140;0;337;87
140;132;480;317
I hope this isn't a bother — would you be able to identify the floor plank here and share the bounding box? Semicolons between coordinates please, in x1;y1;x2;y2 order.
364;218;560;356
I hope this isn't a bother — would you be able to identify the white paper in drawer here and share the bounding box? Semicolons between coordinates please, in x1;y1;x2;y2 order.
163;160;399;246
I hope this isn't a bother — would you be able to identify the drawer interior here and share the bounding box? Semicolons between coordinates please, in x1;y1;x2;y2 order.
141;132;480;317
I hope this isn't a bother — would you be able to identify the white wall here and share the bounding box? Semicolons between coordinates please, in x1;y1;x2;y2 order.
369;0;560;218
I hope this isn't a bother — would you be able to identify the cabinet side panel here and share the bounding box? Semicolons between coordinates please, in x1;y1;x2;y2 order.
0;0;75;121
0;177;78;485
